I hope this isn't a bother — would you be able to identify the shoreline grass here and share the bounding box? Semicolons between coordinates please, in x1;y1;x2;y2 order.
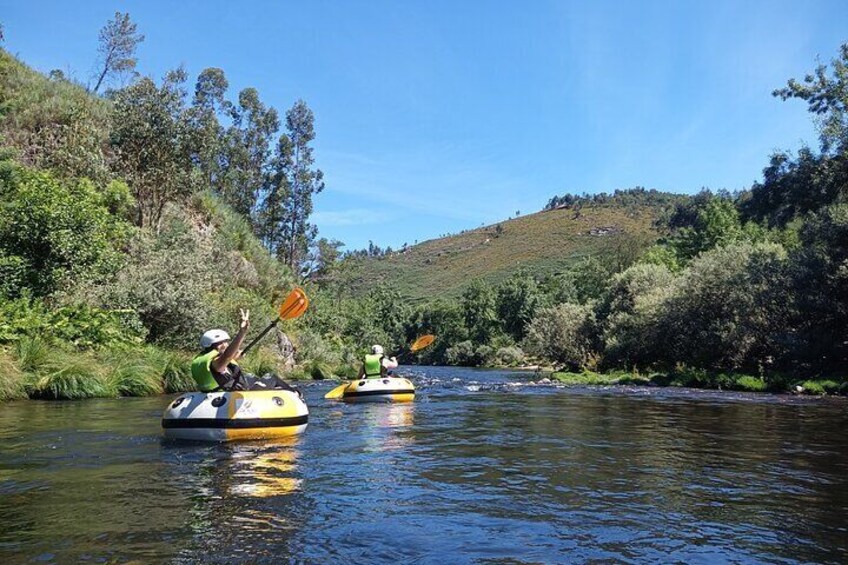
550;369;846;396
0;341;314;402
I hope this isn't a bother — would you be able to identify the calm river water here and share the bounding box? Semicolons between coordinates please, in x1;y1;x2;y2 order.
1;366;847;564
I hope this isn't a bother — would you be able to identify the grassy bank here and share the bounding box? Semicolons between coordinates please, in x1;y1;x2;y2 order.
0;338;318;402
550;369;847;395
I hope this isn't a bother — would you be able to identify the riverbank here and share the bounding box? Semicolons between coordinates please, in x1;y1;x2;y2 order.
550;369;847;396
0;339;318;402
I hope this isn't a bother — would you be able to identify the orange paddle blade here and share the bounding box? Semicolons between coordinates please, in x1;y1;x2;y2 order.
278;287;309;320
410;334;435;352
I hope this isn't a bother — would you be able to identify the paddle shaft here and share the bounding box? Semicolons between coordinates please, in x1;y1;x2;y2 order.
241;319;278;356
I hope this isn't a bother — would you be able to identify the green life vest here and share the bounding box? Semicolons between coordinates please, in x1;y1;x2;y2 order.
363;353;383;378
191;349;221;392
191;350;241;392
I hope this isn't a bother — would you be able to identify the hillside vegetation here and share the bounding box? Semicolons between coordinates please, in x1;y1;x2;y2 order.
342;203;661;300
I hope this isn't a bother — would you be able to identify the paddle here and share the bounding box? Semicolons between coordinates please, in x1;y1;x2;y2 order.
240;287;309;356
324;334;435;399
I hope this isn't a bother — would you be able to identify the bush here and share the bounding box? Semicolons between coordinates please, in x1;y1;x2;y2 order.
0;164;129;298
800;380;841;395
0;297;145;349
734;375;767;392
492;346;525;367
445;340;479;366
92;220;221;348
660;243;793;372
241;346;285;378
523;303;597;371
0;50;111;183
601;263;675;367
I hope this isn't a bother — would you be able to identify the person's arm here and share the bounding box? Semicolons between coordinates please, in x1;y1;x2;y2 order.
211;309;250;372
383;356;399;370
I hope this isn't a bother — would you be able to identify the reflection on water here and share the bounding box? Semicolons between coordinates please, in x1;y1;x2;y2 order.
227;443;302;498
1;368;847;564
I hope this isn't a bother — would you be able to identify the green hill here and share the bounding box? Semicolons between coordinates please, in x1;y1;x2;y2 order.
342;201;672;301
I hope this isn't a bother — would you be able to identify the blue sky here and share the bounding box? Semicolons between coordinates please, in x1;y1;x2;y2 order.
2;1;847;250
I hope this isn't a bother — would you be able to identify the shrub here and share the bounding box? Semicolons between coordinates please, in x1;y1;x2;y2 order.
445;340;479;366
0;297;145;349
475;344;494;366
660;243;794;372
0;51;111;183
734;375;767;392
0;164;129;297
801;380;840;395
601;263;674;367
800;380;827;395
241;346;285;378
492;346;525;367
523;303;597;371
93;222;221;348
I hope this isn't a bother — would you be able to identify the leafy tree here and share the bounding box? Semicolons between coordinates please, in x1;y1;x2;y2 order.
302;238;344;281
110;69;197;230
91;12;145;93
600;263;675;367
496;270;543;341
0;163;129;297
411;300;467;363
789;204;848;373
667;197;744;260
744;43;848;226
773;42;848;155
660;242;794;372
460;279;498;343
258;100;324;271
524;303;597;371
566;256;613;303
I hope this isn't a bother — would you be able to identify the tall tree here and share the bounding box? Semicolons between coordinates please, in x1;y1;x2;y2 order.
259;99;324;271
189;68;229;191
218;88;278;218
774;42;848;155
302;237;344;281
110;69;196;231
91;12;145;94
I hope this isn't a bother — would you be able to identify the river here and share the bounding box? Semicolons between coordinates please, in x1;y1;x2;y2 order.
1;366;846;564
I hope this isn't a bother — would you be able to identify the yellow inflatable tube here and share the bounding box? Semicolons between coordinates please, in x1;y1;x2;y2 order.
162;389;308;441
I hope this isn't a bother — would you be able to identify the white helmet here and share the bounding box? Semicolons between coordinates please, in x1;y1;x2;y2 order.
200;329;231;349
371;344;384;355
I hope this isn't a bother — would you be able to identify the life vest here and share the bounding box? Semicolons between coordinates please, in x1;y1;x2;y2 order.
191;349;241;392
363;353;384;378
